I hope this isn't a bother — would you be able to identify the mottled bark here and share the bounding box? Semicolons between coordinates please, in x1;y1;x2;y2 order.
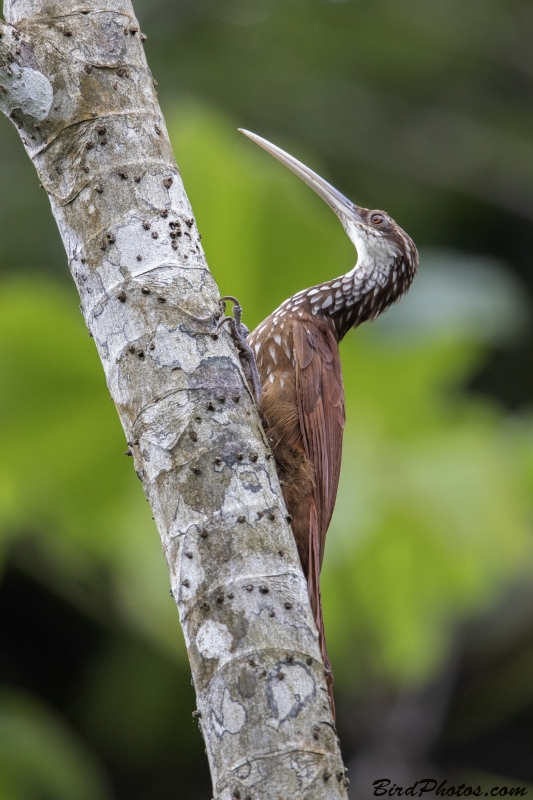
0;2;348;797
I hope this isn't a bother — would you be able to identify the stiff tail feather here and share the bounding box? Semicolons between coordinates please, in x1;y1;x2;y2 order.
308;498;335;719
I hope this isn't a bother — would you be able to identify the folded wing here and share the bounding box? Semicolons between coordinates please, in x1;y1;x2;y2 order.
293;319;346;569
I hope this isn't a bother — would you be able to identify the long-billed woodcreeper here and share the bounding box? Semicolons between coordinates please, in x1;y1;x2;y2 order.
221;130;418;713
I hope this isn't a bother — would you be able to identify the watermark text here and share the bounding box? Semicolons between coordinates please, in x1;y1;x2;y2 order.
373;779;528;797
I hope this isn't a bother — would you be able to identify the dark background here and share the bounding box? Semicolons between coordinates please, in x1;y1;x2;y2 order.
1;1;533;797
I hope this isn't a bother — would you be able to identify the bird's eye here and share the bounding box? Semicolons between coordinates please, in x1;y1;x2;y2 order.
371;213;385;226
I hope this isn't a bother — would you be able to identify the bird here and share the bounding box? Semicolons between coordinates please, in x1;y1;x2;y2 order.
222;130;419;715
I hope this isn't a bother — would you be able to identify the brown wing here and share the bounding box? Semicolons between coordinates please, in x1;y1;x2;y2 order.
292;318;345;568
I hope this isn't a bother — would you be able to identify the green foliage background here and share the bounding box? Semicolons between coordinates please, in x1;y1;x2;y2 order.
1;1;533;797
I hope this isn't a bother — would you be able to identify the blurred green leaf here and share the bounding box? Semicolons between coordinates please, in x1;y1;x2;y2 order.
0;689;110;800
324;328;533;685
0;278;131;552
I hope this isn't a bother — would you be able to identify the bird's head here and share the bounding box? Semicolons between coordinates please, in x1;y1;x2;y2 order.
239;129;418;311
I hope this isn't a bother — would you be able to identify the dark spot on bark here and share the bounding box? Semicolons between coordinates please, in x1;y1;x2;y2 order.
237;516;245;524
151;231;159;239
163;177;173;188
98;126;106;135
284;602;293;610
95;183;103;193
182;579;190;587
259;585;269;594
306;657;313;666
142;220;150;229
237;667;257;699
117;291;126;302
141;286;150;294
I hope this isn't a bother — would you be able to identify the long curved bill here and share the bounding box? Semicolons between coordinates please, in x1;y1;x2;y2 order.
239;128;364;223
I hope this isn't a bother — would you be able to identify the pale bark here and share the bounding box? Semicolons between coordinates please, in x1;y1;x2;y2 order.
0;2;348;797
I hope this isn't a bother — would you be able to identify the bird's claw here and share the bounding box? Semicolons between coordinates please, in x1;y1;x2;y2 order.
218;296;261;405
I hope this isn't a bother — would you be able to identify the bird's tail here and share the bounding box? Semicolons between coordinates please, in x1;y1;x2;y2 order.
308;498;335;719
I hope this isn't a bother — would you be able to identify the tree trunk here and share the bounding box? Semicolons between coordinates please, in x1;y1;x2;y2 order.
0;2;348;797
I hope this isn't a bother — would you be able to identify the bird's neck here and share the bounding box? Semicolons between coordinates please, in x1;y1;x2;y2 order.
303;257;402;342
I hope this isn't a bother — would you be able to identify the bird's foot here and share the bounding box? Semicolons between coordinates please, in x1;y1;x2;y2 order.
218;296;261;405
